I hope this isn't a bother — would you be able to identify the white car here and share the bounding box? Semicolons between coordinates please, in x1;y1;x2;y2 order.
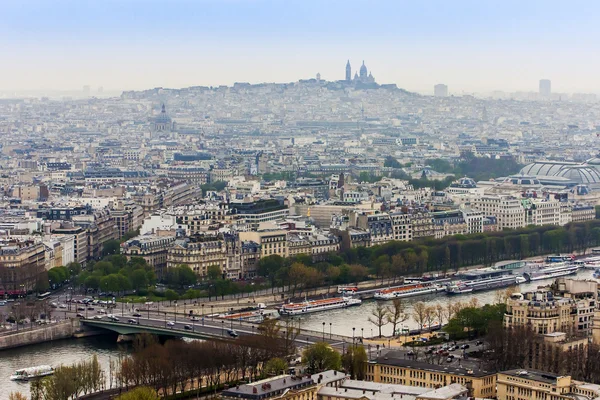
166;321;175;327
59;304;67;309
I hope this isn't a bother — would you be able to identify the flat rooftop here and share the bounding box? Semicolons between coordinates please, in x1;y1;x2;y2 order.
373;351;495;378
500;369;563;384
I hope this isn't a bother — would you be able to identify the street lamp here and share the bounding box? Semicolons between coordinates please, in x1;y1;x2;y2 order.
361;328;364;340
322;322;325;341
202;303;205;317
352;327;355;345
329;322;332;339
211;305;214;320
221;320;224;336
174;304;178;323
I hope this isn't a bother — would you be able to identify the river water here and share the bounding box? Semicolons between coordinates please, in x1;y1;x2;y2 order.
0;335;129;400
0;269;596;399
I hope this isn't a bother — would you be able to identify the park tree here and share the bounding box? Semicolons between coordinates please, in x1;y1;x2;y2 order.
386;298;408;337
302;342;341;373
264;357;288;376
177;265;197;287
257;255;285;290
369;302;390;337
412;302;428;331
207;265;222;281
116;387;160;400
342;345;368;379
102;239;121;257
164;289;179;304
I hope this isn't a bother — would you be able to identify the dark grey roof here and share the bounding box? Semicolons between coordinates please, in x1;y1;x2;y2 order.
372;351;495;378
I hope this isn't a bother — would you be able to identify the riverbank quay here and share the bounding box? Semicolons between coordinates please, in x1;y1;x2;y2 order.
140;247;596;318
0;318;104;351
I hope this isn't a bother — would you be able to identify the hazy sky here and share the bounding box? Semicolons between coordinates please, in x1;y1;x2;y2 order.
3;0;600;94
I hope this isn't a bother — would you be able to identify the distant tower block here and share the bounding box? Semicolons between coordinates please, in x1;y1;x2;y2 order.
316;72;321;83
539;79;551;97
434;84;448;97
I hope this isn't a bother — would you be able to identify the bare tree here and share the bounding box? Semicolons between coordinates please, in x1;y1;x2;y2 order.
386;298;408;336
368;303;390;337
434;304;445;328
424;306;436;331
412;302;427;331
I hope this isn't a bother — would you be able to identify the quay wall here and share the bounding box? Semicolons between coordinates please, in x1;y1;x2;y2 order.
0;319;97;351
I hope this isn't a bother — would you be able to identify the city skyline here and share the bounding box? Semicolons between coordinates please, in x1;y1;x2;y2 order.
3;0;600;94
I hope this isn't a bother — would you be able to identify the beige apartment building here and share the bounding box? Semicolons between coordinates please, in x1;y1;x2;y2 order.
471;195;526;229
496;369;600;400
390;212;412;241
0;239;47;293
167;234;227;279
504;279;597;336
122;234;177;278
365;352;497;399
239;230;288;258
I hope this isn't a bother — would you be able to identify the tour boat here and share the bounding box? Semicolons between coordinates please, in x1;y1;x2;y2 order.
522;262;579;282
374;283;443;300
446;268;526;295
219;309;280;323
10;365;54;381
279;296;361;316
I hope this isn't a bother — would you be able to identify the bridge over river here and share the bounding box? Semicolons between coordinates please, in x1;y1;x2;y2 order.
81;313;354;350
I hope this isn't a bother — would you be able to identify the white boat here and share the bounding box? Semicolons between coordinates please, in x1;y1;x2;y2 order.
523;262;579;282
279;297;361;316
10;365;54;381
374;283;442;300
446;267;526;295
218;308;280;323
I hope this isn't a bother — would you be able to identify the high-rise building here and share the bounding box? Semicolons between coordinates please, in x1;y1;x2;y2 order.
82;85;90;96
434;84;448;97
539;79;551;97
345;60;351;81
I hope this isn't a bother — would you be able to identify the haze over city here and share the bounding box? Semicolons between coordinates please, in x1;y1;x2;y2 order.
4;0;600;94
4;2;600;400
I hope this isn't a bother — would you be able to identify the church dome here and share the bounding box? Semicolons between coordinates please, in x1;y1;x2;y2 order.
360;61;367;76
451;177;477;188
155;104;172;124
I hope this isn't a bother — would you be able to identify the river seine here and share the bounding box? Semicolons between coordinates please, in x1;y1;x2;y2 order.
0;269;595;399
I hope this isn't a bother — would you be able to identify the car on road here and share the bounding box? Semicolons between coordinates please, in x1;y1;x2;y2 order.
92;315;103;320
460;344;470;350
407;350;415;356
87;307;94;311
77;306;85;311
184;324;192;330
446;357;453;363
227;329;239;338
0;301;6;306
132;312;142;317
476;340;483;346
76;313;85;318
107;316;119;322
167;321;175;327
128;319;138;324
59;304;67;309
190;316;200;321
97;309;106;314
